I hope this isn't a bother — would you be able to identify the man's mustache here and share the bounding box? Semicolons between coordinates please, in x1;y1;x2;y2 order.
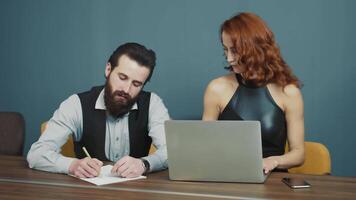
112;90;131;100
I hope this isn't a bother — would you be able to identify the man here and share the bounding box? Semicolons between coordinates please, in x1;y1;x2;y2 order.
27;42;170;178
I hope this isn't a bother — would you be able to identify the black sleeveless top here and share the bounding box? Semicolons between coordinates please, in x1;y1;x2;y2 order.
218;74;287;158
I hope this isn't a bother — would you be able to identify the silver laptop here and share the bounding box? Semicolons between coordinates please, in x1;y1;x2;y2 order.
164;120;268;183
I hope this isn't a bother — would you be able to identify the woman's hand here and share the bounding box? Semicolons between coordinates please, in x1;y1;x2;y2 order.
263;157;279;174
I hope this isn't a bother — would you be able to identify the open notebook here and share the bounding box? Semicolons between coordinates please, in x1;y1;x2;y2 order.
71;165;146;186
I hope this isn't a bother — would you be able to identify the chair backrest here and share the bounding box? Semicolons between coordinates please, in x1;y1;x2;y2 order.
41;121;156;158
286;141;331;175
0;112;25;156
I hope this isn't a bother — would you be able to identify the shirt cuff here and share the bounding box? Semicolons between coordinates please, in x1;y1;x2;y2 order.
142;154;168;173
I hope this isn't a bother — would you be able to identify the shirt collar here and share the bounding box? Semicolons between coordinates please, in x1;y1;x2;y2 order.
95;88;138;111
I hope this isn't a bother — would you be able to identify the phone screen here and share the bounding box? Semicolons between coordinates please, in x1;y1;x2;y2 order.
282;177;311;189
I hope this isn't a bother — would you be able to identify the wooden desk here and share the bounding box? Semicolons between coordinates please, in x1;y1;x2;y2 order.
0;155;355;200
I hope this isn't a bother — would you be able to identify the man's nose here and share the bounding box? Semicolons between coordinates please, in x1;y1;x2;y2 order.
122;82;132;94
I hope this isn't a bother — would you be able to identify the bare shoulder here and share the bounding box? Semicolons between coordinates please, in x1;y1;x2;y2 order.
204;73;237;118
283;84;302;99
282;84;304;113
206;73;237;95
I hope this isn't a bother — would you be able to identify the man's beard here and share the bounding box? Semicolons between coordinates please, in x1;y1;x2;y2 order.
104;81;138;118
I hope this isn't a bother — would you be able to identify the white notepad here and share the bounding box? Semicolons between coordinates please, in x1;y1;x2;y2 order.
73;165;146;186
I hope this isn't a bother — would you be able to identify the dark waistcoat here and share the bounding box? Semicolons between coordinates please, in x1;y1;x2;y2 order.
74;86;152;161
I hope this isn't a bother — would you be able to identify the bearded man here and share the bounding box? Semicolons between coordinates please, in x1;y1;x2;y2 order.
27;43;170;178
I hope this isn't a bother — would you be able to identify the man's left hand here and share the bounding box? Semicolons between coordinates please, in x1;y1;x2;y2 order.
111;156;145;178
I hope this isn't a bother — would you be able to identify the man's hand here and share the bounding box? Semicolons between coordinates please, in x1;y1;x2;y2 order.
111;156;146;178
68;157;103;178
263;157;279;174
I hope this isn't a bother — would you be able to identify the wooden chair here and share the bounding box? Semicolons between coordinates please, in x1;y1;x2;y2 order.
286;141;331;175
0;112;25;156
41;122;156;158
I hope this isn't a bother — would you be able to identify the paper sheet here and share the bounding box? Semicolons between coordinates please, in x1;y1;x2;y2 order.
74;165;146;186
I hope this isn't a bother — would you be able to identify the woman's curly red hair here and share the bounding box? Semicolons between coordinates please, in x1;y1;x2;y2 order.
221;12;301;88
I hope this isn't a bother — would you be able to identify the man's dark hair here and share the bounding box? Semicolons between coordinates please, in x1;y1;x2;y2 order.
108;42;156;83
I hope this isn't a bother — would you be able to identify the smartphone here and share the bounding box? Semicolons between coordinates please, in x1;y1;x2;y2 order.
282;177;311;189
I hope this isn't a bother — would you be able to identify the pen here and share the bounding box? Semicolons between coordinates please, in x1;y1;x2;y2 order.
82;146;101;177
82;147;92;158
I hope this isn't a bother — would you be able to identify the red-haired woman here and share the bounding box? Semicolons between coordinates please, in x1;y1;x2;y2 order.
203;12;305;173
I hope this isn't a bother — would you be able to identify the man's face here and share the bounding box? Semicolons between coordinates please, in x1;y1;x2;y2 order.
104;54;150;117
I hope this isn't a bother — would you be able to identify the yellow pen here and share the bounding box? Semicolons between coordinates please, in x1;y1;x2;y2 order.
82;147;101;177
82;147;92;158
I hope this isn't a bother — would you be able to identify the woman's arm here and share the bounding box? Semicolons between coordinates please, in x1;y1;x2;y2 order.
263;84;305;173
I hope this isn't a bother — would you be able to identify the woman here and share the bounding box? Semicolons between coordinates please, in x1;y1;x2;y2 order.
203;12;304;173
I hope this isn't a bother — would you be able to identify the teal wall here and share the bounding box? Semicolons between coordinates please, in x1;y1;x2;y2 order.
1;0;355;176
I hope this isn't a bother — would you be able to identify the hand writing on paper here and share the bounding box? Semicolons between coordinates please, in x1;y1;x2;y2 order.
263;157;279;174
111;156;145;178
69;157;103;178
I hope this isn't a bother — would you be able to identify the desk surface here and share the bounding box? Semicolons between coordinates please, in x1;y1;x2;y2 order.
0;155;355;200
